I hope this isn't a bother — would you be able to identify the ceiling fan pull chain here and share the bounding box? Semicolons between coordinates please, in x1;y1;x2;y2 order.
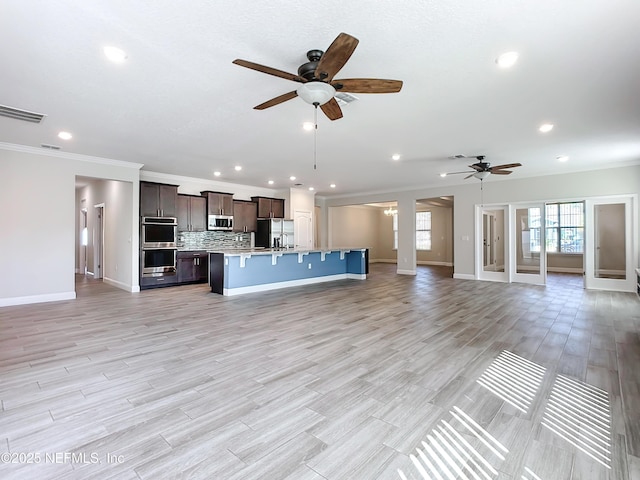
313;103;318;170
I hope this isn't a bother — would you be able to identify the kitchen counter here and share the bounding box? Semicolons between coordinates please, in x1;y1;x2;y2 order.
208;247;368;296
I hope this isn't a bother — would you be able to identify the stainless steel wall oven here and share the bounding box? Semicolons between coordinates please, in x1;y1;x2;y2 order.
142;248;177;277
141;216;177;278
141;216;177;248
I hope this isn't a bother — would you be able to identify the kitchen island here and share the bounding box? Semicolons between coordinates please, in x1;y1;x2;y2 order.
208;248;368;296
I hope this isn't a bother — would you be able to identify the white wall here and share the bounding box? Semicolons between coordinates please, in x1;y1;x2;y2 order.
328;205;379;259
0;144;141;306
289;187;315;219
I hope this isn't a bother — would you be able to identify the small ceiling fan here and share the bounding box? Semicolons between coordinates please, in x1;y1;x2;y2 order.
232;32;403;120
444;155;522;180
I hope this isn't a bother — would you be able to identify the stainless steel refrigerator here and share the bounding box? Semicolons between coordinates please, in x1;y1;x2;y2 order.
255;219;295;248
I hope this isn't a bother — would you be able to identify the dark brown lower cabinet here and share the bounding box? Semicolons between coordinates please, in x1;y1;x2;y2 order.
177;251;208;284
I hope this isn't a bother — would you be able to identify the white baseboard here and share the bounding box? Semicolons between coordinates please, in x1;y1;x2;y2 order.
417;261;453;267
595;269;626;276
346;273;367;280
103;277;139;293
223;273;365;296
546;267;583;274
397;269;417;276
0;291;76;307
370;259;397;264
453;273;475;280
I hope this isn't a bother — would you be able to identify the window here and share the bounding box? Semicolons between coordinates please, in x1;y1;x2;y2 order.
391;211;432;250
546;202;584;253
416;211;432;250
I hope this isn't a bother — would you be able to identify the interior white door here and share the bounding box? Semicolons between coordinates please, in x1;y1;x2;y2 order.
510;204;546;285
477;205;509;282
294;210;313;249
585;196;636;292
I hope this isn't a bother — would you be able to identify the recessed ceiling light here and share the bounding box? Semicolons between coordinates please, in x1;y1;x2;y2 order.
268;180;274;185
330;184;336;188
556;155;569;162
302;122;314;131
103;46;127;63
440;173;447;178
234;165;242;171
57;131;72;140
213;171;221;177
539;123;554;133
289;176;296;181
391;154;401;161
308;187;314;191
496;51;518;68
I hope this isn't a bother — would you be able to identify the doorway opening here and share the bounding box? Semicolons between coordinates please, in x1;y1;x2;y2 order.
94;204;105;280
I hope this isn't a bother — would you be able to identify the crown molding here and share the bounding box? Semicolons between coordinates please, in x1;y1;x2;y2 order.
0;142;144;170
140;170;278;198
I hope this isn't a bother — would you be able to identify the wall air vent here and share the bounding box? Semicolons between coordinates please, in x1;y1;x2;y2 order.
335;92;359;106
40;143;61;150
0;104;47;123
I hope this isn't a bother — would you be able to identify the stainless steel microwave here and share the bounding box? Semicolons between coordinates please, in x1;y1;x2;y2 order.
208;214;233;231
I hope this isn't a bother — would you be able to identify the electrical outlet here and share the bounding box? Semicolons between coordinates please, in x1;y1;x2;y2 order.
308;263;312;269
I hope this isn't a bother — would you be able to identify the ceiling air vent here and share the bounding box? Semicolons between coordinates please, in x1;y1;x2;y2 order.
41;143;61;150
0;104;47;123
335;92;359;106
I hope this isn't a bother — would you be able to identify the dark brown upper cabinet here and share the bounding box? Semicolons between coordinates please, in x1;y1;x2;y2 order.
251;196;285;219
201;191;234;216
140;182;178;217
233;200;258;233
177;194;206;232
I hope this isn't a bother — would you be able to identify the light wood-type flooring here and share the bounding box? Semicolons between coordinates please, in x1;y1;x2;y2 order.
1;264;639;479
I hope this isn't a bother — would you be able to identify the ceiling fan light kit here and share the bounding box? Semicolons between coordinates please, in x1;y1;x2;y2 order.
296;82;336;106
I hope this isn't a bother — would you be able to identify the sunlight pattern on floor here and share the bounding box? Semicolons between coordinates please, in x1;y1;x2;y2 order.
476;350;546;413
521;466;543;480
398;406;508;480
541;375;612;468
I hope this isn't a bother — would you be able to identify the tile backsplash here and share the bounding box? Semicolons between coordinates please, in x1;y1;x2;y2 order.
178;231;251;250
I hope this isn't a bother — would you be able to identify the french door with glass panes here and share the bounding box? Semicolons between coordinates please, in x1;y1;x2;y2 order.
477;205;509;282
510;204;546;285
585;196;637;292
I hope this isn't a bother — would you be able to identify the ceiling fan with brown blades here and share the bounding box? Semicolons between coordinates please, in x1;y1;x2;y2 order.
232;32;403;121
444;156;522;180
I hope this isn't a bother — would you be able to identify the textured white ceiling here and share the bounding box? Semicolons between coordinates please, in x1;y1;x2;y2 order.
1;0;639;196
